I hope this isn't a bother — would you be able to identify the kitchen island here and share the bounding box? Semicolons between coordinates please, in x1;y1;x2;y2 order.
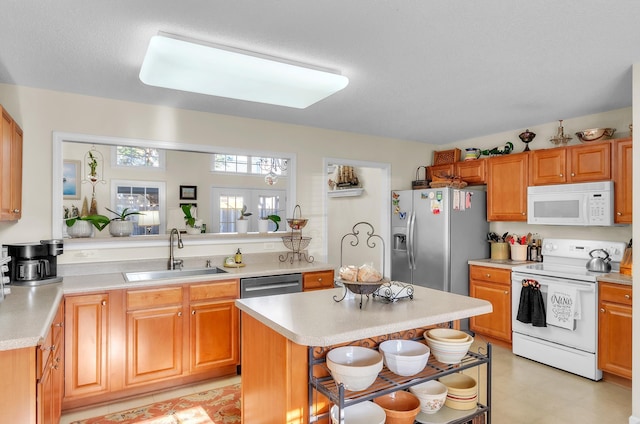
235;285;492;424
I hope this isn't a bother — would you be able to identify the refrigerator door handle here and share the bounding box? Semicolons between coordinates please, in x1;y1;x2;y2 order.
405;211;413;270
409;211;417;270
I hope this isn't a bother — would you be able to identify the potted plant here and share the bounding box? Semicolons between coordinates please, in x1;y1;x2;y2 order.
105;207;142;237
182;204;202;234
259;213;281;233
65;206;110;238
236;205;252;234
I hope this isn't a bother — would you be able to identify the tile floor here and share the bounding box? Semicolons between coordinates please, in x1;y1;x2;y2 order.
60;345;632;424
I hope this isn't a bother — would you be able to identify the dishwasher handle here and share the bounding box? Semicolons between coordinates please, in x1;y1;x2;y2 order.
244;282;301;292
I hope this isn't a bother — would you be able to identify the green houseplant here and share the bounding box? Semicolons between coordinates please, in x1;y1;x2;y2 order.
105;207;142;237
182;204;202;234
259;213;281;233
65;211;110;238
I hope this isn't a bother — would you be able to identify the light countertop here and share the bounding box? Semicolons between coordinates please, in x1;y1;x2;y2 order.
0;284;63;351
235;286;492;347
468;258;535;269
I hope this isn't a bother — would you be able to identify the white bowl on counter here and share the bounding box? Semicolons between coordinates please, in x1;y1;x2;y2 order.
379;339;430;376
330;401;386;424
326;346;383;391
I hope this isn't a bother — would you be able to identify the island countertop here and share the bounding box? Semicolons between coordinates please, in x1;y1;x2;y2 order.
235;286;492;347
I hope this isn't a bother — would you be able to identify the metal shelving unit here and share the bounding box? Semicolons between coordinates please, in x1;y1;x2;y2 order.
308;338;491;424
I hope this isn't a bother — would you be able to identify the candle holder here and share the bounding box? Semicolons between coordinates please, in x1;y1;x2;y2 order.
518;129;536;152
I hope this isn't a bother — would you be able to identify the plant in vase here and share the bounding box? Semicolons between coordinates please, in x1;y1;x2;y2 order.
236;205;252;234
182;204;202;234
105;207;142;237
65;205;110;238
259;214;281;233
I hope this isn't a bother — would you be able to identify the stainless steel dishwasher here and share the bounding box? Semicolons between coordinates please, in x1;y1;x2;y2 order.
240;273;303;298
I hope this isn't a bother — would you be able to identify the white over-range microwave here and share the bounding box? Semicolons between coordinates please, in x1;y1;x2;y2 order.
527;181;615;226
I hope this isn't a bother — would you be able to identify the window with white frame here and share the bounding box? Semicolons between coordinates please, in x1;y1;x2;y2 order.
211;187;286;233
211;154;288;177
111;180;166;235
112;146;166;170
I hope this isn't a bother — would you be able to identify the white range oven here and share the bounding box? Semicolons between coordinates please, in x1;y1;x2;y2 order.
511;238;626;380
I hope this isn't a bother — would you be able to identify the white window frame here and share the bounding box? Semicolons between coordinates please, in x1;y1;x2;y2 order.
111;146;166;171
111;179;167;235
211;187;286;233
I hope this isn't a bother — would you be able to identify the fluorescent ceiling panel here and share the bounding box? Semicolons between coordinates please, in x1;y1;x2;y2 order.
139;35;349;109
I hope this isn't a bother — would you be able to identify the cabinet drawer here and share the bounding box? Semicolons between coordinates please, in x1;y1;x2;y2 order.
469;266;511;284
303;270;335;290
599;282;632;306
190;279;239;301
127;286;183;310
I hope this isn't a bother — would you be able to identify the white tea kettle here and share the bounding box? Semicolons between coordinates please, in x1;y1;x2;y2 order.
586;249;612;273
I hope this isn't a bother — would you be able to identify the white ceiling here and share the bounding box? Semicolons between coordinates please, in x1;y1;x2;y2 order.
1;1;639;144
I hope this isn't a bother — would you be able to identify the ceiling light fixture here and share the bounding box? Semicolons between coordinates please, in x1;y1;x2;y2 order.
139;33;349;109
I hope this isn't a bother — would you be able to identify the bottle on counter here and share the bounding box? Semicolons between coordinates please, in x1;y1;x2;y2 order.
235;248;242;264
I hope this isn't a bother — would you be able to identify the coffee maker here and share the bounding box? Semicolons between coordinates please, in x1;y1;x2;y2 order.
5;239;64;286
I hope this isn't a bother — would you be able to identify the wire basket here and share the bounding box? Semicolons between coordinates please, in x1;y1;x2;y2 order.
281;235;312;251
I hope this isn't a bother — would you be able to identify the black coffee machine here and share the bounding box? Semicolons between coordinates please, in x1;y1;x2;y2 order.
5;239;64;285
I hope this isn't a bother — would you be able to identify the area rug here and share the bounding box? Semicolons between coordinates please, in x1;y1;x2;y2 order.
71;383;241;424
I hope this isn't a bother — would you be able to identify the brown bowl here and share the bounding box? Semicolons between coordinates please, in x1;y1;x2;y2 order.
575;128;616;143
286;218;308;230
373;390;421;424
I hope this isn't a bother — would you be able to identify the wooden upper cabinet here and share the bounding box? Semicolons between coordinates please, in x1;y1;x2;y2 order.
426;163;454;180
0;106;22;221
530;141;611;185
486;152;529;221
455;159;486;185
613;137;632;223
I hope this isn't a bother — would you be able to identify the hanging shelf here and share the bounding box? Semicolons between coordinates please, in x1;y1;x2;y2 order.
328;187;364;198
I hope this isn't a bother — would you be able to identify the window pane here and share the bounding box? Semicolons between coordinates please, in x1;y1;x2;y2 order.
116;146;160;167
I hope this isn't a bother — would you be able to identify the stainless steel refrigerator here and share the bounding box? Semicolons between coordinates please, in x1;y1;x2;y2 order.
391;188;489;298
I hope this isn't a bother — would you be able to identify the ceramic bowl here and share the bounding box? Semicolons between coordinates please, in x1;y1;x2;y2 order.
438;373;478;411
425;328;471;343
326;346;383;391
575;128;616;143
373;390;421;424
408;380;448;414
330;401;386;424
379;339;430;376
424;332;474;364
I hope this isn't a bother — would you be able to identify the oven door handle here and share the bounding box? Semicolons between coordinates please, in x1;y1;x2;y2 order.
514;278;595;293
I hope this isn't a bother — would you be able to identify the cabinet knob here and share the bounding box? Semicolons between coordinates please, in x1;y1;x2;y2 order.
522;212;526;216
486;274;491;278
177;311;182;317
571;172;575;177
101;300;106;306
192;310;196;315
504;291;509;295
318;278;323;282
54;322;63;328
600;308;606;313
12;209;19;213
617;212;622;216
624;294;631;300
559;173;563;177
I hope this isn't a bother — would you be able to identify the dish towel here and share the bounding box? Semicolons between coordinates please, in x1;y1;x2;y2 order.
546;286;579;330
516;279;546;327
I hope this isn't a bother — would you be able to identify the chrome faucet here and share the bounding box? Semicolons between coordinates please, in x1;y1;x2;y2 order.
169;228;184;270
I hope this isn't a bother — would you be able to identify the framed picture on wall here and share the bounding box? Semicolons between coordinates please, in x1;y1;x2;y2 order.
180;185;197;200
63;160;81;199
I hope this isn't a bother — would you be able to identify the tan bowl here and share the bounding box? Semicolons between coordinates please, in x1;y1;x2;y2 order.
425;328;471;343
373;390;421;424
438;373;477;397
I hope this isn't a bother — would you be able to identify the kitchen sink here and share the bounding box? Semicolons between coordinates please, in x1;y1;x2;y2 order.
123;267;227;282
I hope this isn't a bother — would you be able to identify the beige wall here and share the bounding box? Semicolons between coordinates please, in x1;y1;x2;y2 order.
0;83;429;264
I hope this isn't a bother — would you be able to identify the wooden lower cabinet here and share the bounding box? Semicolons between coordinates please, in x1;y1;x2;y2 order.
37;301;64;424
469;265;512;343
598;282;632;379
303;270;335;291
63;279;240;411
64;293;110;401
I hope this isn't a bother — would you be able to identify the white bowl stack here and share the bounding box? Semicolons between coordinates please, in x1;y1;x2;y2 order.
378;339;430;376
424;329;473;364
326;346;383;391
409;379;448;414
330;401;386;424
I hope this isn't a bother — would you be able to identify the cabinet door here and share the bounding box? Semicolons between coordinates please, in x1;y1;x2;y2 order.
0;107;22;221
614;138;632;223
303;270;335;291
598;301;632;378
126;305;184;385
469;280;511;342
470;279;511;342
486;153;529;221
530;148;567;185
567;142;611;182
64;293;109;399
427;164;455;180
455;159;486;185
190;300;239;373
